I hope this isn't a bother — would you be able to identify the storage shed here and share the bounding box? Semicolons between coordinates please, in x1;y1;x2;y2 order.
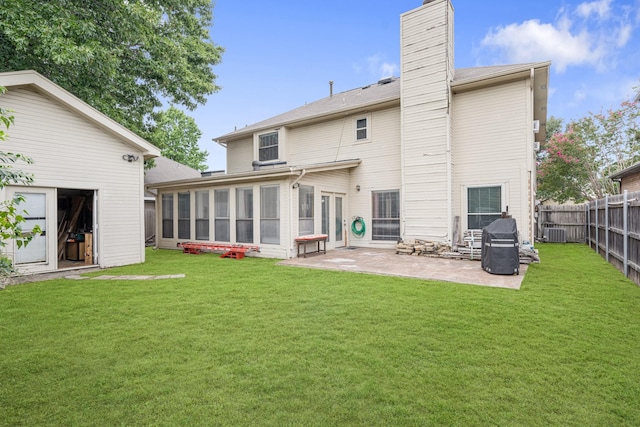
0;70;160;274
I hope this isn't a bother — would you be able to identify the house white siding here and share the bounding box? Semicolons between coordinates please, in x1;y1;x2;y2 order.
226;136;253;174
400;0;454;242
452;79;534;241
1;86;148;270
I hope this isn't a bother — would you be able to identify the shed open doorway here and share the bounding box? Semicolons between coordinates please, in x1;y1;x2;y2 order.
57;188;97;270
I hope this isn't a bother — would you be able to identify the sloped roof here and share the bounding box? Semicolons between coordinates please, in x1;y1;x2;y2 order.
144;156;202;197
216;77;401;142
216;62;551;143
145;156;202;185
609;162;640;180
0;70;161;159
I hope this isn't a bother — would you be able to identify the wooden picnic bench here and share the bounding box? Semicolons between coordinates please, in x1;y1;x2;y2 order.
295;234;328;258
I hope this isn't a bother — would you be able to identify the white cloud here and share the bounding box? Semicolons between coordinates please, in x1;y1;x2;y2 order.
576;0;612;19
481;20;600;72
480;1;638;74
380;62;399;78
355;54;400;80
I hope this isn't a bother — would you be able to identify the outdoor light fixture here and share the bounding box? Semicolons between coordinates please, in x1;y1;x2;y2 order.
356;185;361;191
123;154;139;162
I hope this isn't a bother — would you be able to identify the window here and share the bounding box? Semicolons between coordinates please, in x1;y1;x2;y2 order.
162;194;174;239
259;131;278;161
356;116;369;141
298;185;314;236
178;192;190;239
335;196;343;242
214;189;230;242
372;190;400;240
236;187;253;243
195;191;209;240
468;186;502;229
260;185;280;244
321;195;330;241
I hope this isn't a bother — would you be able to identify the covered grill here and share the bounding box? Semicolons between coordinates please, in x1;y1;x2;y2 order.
481;218;520;275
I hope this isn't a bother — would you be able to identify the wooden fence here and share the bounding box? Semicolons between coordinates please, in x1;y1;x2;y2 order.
537;204;587;243
538;190;640;286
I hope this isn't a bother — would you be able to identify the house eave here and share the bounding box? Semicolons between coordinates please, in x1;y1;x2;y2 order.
610;162;640;180
148;159;362;191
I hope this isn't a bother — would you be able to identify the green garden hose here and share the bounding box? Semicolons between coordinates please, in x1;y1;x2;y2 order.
351;217;366;237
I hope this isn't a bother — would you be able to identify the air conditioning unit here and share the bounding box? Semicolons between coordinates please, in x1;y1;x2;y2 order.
544;228;567;243
533;141;540;152
533;120;540;133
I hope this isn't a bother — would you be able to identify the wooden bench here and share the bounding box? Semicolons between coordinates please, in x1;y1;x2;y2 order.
295;234;328;258
177;242;260;260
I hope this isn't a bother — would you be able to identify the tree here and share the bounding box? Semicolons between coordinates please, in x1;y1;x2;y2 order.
537;99;640;202
0;0;221;162
0;87;40;283
150;106;208;171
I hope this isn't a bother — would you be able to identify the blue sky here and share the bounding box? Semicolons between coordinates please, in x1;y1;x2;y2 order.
193;0;640;171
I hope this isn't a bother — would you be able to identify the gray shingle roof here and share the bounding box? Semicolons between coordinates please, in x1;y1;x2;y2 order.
216;62;550;142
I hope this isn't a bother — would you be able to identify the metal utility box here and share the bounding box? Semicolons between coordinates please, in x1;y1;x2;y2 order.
481;218;520;275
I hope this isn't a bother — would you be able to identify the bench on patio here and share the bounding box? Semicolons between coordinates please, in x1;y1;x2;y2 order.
295;234;328;258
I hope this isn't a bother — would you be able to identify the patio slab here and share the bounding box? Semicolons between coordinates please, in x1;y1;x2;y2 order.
278;247;527;289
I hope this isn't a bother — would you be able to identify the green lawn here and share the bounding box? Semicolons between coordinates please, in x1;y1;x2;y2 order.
1;244;639;426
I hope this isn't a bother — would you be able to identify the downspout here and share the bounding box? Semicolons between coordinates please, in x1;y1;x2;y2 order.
530;67;536;241
289;168;306;258
291;168;306;188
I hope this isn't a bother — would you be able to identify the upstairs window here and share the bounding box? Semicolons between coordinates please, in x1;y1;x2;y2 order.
259;131;279;161
355;115;371;142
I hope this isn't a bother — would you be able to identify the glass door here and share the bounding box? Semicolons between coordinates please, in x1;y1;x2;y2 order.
14;192;47;264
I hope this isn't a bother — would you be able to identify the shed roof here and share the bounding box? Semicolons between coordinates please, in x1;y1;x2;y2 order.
215;61;551;143
0;70;161;159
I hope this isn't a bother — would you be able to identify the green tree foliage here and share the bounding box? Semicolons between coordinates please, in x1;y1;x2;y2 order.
150;106;208;171
537;99;640;202
0;87;40;281
0;0;222;165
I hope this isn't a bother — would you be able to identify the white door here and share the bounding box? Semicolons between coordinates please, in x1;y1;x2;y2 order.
14;192;47;264
321;193;346;250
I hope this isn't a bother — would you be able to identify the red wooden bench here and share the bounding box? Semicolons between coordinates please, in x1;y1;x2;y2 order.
177;242;260;260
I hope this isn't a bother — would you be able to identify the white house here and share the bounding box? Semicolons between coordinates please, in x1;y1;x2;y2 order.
150;0;550;259
0;70;161;274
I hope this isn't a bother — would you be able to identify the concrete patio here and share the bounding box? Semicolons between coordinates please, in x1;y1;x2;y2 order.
279;247;527;289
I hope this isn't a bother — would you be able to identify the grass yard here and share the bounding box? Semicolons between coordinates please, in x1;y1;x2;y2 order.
1;244;640;426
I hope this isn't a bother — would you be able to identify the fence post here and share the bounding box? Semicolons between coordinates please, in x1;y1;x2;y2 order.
586;203;591;247
605;195;609;262
624;190;628;277
594;199;600;254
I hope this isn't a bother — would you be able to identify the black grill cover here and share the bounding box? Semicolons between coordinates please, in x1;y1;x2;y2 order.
481;218;520;275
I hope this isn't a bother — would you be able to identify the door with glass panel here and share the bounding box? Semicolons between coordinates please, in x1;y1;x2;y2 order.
321;192;346;250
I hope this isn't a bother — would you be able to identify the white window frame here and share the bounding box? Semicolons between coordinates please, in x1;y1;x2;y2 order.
254;128;285;163
260;185;280;245
354;114;371;143
464;184;506;231
371;189;400;241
